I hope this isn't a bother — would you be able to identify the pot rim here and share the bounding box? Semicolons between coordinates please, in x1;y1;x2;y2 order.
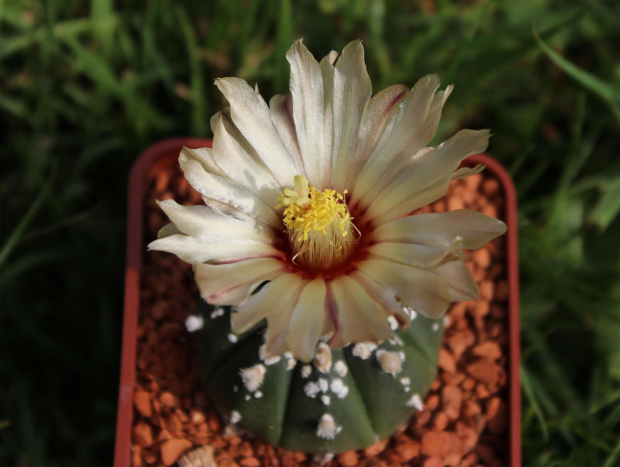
115;138;521;467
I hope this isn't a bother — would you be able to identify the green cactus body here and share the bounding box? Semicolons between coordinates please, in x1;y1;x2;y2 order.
193;301;444;454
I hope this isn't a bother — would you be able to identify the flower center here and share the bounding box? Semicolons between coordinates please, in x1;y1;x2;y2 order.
276;175;355;271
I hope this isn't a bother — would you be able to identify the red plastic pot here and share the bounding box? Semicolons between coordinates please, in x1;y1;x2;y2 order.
115;138;521;466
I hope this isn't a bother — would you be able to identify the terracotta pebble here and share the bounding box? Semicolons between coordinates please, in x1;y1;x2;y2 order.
160;438;193;466
134;390;152;417
442;385;463;420
336;450;359;466
129;167;511;466
421;431;452;457
133;421;153;447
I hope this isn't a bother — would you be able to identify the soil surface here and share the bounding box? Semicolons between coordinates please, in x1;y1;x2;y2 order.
131;161;509;467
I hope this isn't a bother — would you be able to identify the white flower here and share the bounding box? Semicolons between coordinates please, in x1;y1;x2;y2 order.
149;40;507;362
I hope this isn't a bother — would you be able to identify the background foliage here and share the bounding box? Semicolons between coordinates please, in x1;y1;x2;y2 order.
1;0;620;465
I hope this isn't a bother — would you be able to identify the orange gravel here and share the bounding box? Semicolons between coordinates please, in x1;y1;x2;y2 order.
131;164;509;466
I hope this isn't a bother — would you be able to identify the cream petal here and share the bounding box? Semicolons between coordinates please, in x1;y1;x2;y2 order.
284;278;327;362
180;146;227;178
269;93;305;175
156;223;181;239
209;111;281;204
193;258;286;305
371;210;507;250
330;41;372;193
363;129;490;221
431;261;479;301
342;84;409;190
318;50;338;188
328;275;393;348
148;234;281;265
352;75;441;205
230;272;304;339
368;164;485;226
286;40;326;187
179;152;281;229
368;241;455;267
357;259;451;319
156;199;273;240
347;270;411;326
215;78;298;187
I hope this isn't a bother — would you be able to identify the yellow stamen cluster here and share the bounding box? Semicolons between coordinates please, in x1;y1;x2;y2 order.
276;175;355;270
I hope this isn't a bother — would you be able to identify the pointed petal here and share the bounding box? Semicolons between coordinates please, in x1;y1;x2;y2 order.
371;210;507;250
285;278;327;362
148;233;281;265
193;258;287;305
329;275;393;348
368;241;456;267
348;270;411;326
209;111;281;204
364;129;490;220
269;93;304;175
368;164;486;226
179;150;281;229
342;84;409;190
231;272;304;335
215;78;298;187
156;199;272;240
318;50;338;188
352;75;441;205
286;40;325;186
432;261;479;301
157;223;181;239
357;259;451;319
330;41;372;192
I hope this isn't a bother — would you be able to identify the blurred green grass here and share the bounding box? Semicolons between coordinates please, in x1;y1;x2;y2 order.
1;0;620;465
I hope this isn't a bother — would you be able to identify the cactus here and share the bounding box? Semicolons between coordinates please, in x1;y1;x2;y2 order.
192;302;443;454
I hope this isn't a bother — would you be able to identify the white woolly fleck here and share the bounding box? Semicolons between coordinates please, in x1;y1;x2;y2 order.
400;377;410;387
318;378;329;393
404;387;410;392
255;391;263;399
390;335;404;346
286;358;297;370
376;350;403;376
319;332;334;342
330;378;348;399
352;342;377;360
301;365;312;378
304;381;321;398
330;378;344;394
233;385;238;392
399;351;406;362
334;361;348;377
184;315;204;332
245;394;251;401
443;315;451;328
240;364;266;392
227;333;238;343
406;394;424;411
316;414;341;440
432;322;440;332
387;315;399;331
314;342;332;374
230;410;241;424
210;308;225;319
263;355;281;366
401;304;418;321
321;395;331;406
